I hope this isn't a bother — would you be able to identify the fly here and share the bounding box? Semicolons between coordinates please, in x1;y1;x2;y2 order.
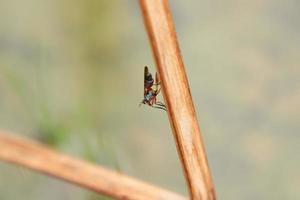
139;66;166;111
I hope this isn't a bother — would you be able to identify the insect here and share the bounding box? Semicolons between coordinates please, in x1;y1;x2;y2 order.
139;66;167;111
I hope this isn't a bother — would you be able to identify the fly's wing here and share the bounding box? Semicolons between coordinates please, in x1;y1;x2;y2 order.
144;66;148;96
144;66;154;95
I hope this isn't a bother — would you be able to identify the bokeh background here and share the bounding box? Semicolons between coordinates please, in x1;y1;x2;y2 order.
0;0;299;199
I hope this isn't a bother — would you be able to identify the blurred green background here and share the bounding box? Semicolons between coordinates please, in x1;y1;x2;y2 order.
0;0;299;199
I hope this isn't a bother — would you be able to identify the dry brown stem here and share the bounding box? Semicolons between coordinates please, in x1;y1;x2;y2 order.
0;131;186;200
140;0;216;199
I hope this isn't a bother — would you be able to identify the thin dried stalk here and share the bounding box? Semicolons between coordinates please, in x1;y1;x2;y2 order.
140;0;216;199
0;131;186;200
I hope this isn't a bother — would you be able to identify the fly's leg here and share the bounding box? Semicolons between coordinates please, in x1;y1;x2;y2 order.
154;72;161;92
139;100;145;107
149;97;154;106
153;104;167;111
156;101;165;106
156;101;166;108
153;99;167;111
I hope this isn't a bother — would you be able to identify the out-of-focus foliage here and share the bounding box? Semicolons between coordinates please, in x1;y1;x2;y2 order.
0;0;299;199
